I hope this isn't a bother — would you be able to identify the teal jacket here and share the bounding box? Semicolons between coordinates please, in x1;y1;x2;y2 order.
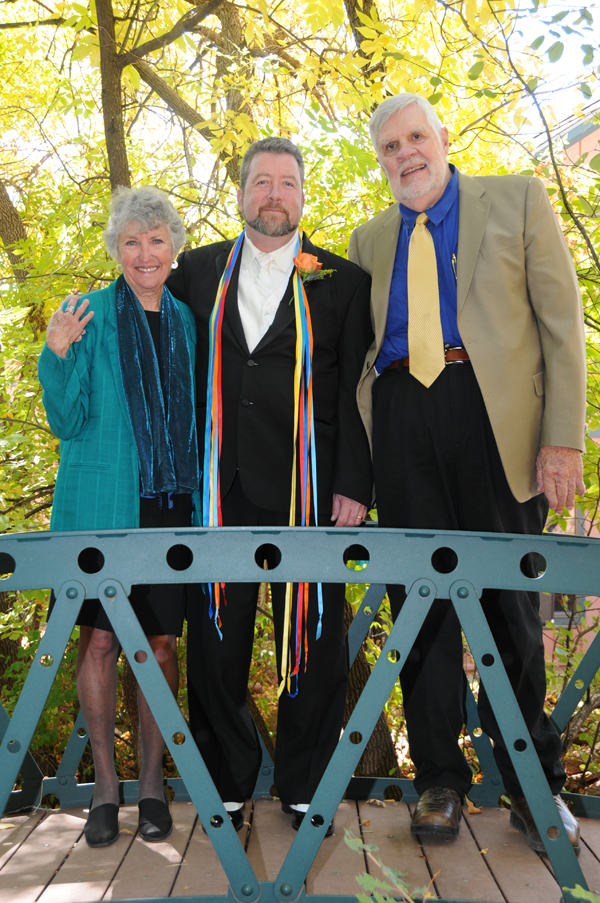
38;281;201;532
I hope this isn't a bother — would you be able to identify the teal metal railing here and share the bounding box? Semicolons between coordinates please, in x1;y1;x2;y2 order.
1;525;599;903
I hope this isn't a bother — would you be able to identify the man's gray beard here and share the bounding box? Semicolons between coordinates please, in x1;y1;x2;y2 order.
245;213;296;237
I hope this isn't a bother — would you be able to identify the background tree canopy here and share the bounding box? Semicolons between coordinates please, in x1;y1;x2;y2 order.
0;0;598;786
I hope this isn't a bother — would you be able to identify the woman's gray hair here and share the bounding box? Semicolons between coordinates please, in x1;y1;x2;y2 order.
103;186;186;260
240;138;305;192
369;94;444;149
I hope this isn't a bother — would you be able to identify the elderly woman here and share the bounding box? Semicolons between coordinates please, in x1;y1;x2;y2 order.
38;187;200;848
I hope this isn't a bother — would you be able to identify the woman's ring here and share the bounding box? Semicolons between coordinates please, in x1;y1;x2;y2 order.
66;305;76;314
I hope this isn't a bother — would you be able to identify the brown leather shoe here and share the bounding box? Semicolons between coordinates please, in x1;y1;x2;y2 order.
509;794;580;855
410;787;462;836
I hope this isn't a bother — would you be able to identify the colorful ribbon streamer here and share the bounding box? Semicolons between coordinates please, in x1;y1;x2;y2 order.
204;231;321;695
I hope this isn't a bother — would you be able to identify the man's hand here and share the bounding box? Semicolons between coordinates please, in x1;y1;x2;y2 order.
331;493;367;527
536;445;585;511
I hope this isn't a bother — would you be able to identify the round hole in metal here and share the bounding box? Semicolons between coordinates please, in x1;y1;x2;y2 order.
349;731;363;745
520;552;546;579
472;727;483;738
575;679;585;690
166;544;193;571
547;825;560;840
172;732;186;746
384;786;403;801
77;727;87;738
78;547;104;574
310;814;325;828
254;543;281;570
481;653;495;667
210;815;224;828
363;605;372;616
134;650;147;664
0;553;16;579
431;547;458;574
387;649;400;664
39;654;53;668
513;738;527;752
343;545;370;570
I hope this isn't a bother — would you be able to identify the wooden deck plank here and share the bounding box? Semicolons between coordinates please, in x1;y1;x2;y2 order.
306;801;362;895
0;809;85;903
104;801;197;900
246;799;296;883
0;813;45;871
37;805;138;902
580;816;600;861
171;802;246;897
410;803;504;903
357;800;434;898
464;807;561;903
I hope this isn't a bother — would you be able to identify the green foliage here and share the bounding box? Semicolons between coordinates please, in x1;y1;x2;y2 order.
344;829;435;902
564;887;600;902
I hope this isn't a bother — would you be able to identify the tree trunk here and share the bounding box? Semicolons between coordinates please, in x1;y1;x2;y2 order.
344;600;401;797
95;0;131;189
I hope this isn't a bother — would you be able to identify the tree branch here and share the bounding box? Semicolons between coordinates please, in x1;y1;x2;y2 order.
123;0;225;61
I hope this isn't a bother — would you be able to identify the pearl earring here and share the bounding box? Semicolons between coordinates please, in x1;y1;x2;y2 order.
171;260;179;270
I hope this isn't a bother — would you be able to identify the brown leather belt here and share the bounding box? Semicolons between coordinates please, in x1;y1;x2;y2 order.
386;348;470;370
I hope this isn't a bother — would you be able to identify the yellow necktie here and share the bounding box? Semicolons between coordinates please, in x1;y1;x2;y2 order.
407;212;445;388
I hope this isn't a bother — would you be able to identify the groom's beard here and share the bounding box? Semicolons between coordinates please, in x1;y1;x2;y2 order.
245;206;297;237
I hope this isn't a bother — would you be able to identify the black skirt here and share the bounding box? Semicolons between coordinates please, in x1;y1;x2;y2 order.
48;493;194;637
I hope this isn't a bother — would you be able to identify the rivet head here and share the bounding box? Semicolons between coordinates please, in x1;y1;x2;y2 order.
7;740;21;753
66;587;78;599
457;586;469;598
241;884;254;897
492;777;501;785
280;884;293;897
58;777;67;785
261;767;272;776
419;585;430;597
104;586;117;598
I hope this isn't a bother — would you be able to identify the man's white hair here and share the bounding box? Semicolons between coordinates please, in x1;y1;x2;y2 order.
369;94;444;149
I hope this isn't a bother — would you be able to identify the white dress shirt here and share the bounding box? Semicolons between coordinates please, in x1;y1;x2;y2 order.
238;231;298;352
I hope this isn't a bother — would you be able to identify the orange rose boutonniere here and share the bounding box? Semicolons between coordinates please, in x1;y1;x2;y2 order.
293;252;336;284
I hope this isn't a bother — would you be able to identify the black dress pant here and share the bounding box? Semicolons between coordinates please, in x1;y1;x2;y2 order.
186;475;348;804
372;362;565;798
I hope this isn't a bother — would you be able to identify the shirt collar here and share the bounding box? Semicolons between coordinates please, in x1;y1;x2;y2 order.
399;164;458;228
242;229;299;272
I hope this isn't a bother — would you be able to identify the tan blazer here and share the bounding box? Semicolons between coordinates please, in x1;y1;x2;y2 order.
348;172;586;503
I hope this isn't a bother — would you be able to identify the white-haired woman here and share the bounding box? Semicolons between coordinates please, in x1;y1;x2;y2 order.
39;187;200;847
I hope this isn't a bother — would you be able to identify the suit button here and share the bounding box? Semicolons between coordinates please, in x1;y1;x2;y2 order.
247;359;257;367
241;398;251;406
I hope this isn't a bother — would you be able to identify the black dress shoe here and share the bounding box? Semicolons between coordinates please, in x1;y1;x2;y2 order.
281;803;334;836
411;787;462;836
84;798;120;848
138;796;173;842
202;807;245;833
509;794;581;855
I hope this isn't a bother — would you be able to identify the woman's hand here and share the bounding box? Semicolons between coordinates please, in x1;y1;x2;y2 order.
46;296;94;359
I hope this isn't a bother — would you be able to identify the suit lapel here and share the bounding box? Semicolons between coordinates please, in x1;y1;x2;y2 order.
370;205;401;350
456;172;490;320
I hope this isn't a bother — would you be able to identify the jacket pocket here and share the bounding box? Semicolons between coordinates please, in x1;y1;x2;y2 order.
480;234;523;258
533;370;545;396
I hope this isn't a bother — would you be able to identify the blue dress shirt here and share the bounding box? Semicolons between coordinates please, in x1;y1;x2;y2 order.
376;165;462;372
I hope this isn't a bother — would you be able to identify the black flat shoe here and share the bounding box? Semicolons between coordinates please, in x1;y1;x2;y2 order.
138;796;173;842
84;799;120;848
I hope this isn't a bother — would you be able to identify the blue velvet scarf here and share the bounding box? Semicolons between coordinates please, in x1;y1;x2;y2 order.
115;274;199;495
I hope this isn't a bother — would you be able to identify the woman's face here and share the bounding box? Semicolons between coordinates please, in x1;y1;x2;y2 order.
117;223;174;300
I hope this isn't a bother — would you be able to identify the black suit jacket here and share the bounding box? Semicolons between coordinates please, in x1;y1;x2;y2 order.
167;233;373;515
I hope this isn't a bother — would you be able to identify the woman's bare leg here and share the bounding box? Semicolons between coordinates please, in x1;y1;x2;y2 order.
76;626;120;808
137;634;178;801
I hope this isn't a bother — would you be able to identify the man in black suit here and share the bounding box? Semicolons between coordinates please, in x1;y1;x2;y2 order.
168;137;373;831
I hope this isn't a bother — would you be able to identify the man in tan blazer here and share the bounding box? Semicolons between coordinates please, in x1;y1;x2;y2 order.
348;93;585;851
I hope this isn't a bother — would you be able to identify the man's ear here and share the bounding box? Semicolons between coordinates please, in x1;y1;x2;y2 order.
440;127;450;154
236;186;243;216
